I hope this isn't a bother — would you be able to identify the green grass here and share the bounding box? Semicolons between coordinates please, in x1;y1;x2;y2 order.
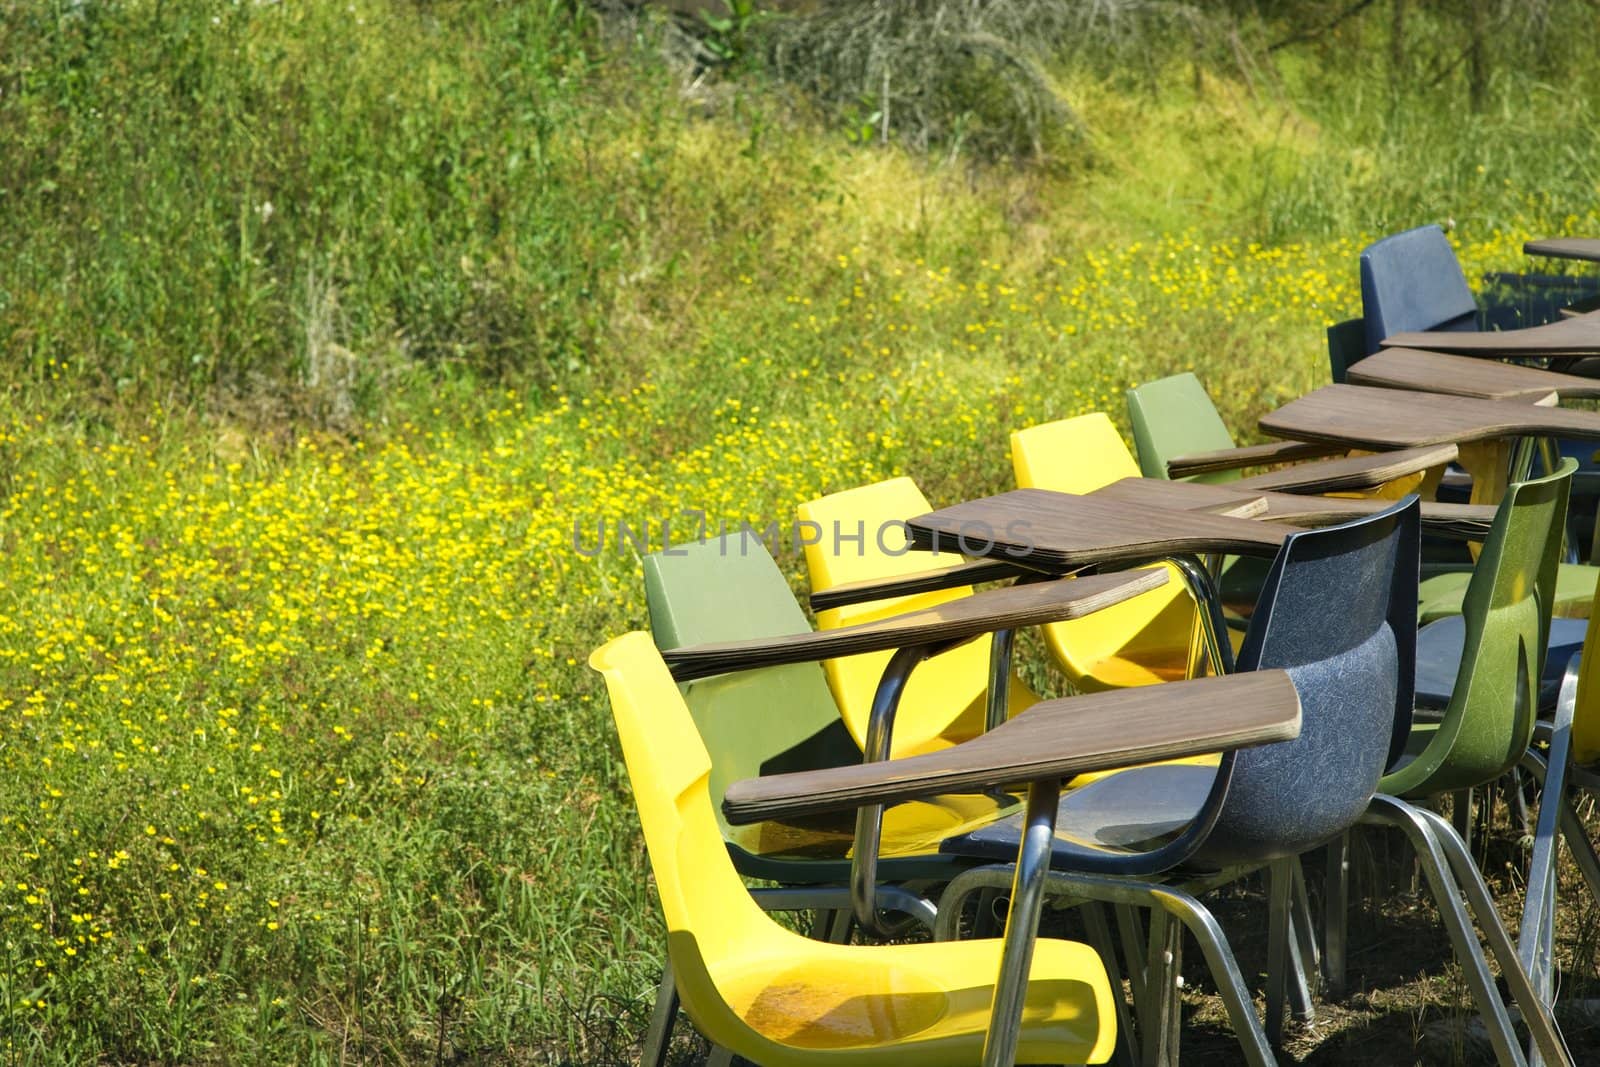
2;2;1600;1062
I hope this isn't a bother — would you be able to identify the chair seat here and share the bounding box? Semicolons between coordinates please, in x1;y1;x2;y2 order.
1039;563;1200;692
939;762;1218;865
822;610;1043;757
1062;611;1247;693
1419;561;1598;624
1073;651;1191;689
711;931;1112;1063
728;795;1014;866
1414;614;1588;713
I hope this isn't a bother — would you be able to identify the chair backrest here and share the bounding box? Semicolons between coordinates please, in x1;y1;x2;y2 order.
1326;317;1367;382
799;477;961;627
588;632;795;1038
1125;373;1240;484
1359;225;1478;356
1383;461;1574;798
1011;413;1141;493
644;538;858;835
1197;497;1420;865
798;477;1013;754
1011;414;1201;689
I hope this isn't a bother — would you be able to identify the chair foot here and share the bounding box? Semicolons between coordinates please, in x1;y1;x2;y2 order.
1366;796;1566;1067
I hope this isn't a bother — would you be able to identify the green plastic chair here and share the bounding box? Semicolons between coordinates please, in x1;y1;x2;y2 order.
1323;461;1576;1001
644;537;1005;888
1124;373;1275;611
1416;560;1600;624
1381;460;1572;799
1126;372;1241;486
1127;371;1437;504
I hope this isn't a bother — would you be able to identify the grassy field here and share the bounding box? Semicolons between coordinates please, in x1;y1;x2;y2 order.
4;1;1600;1062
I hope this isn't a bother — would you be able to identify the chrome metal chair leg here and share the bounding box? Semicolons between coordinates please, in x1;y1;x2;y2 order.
1265;861;1292;1046
1558;795;1600;906
973;887;1006;938
1116;903;1151;1033
1520;681;1575;1013
986;628;1017;733
1451;787;1474;851
1171;555;1236;676
1412;803;1574;1067
1264;858;1315;1043
1528;742;1600;904
982;779;1062;1067
1508;766;1532;837
1289;857;1319;1018
935;868;1007;942
1363;797;1531;1067
820;908;854;944
751;884;937;933
1148;886;1274;1067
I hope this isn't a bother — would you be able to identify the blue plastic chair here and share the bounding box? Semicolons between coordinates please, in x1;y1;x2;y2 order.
1357;225;1600;624
934;500;1414;1062
934;500;1567;1065
1359;225;1479;357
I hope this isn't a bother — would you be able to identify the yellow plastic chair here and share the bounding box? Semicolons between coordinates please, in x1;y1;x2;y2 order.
591;631;1116;1067
799;477;1039;757
1011;413;1207;689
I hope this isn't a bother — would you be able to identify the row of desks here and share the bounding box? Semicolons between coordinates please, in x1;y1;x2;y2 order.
683;333;1600;678
698;264;1600;1065
909;374;1600;577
